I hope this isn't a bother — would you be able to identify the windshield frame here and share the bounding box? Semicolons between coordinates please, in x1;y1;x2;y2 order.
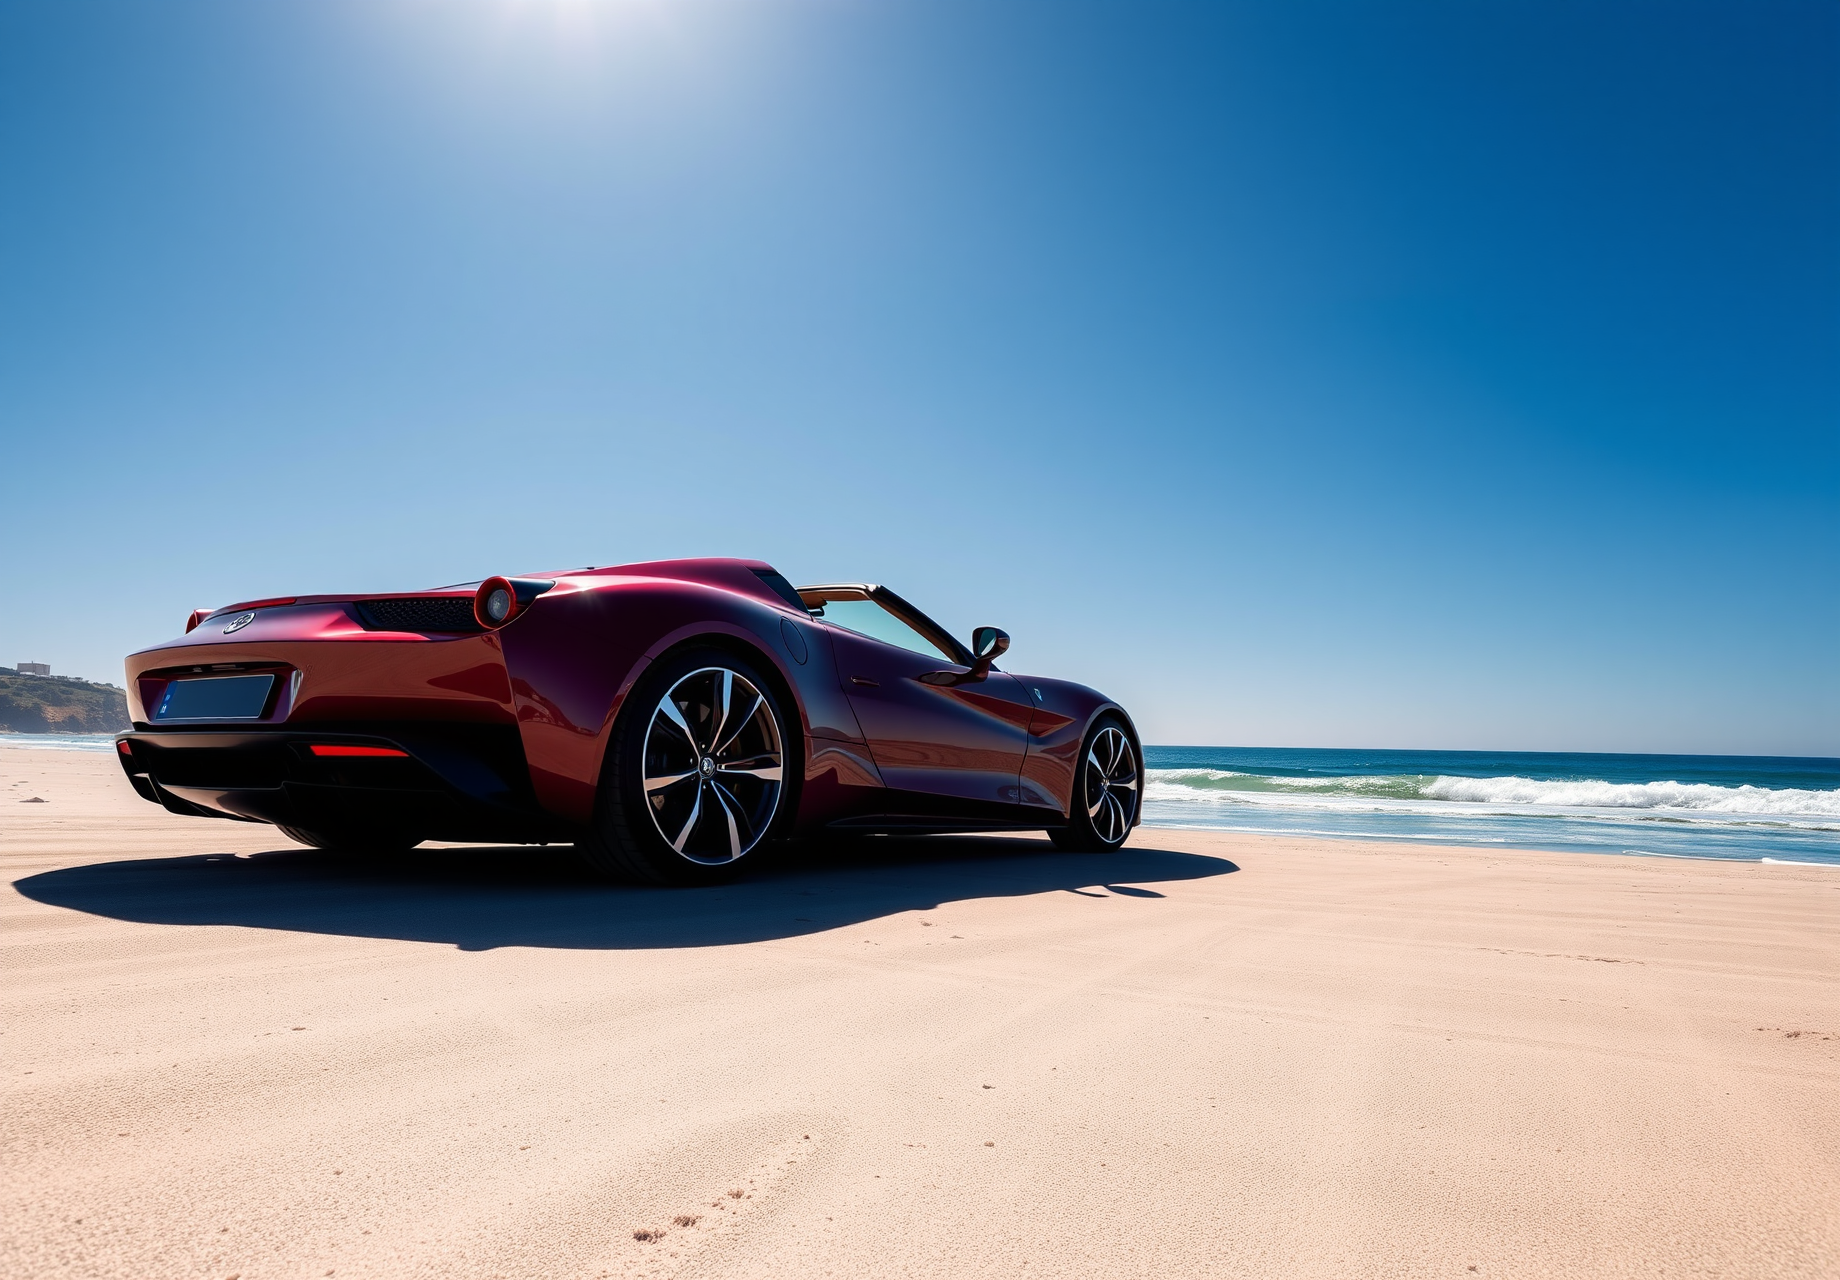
795;583;977;668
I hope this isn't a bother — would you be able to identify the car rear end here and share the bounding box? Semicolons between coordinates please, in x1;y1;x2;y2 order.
116;591;563;846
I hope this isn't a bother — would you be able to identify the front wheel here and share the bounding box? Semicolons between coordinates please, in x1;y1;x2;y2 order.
1047;718;1140;852
578;648;790;886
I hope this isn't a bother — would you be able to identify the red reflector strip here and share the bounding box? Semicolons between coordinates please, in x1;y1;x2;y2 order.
308;745;410;758
116;740;133;756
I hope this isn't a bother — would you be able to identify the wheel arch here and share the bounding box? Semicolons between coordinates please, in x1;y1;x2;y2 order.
500;572;821;828
593;626;808;837
1080;704;1145;830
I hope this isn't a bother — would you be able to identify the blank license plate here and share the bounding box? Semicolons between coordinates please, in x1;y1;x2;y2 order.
153;674;275;721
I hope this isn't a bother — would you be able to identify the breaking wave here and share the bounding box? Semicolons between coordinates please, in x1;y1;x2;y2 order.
0;733;118;752
1146;769;1840;821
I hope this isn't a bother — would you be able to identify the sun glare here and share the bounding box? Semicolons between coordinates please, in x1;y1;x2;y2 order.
376;0;727;90
480;0;684;40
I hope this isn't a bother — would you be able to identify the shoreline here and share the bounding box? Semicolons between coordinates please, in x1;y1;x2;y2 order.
1140;820;1840;867
9;734;1836;868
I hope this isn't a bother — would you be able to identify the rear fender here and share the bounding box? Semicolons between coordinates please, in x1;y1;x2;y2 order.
497;581;859;828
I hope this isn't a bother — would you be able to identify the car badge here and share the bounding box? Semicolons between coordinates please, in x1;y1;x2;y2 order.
223;612;256;634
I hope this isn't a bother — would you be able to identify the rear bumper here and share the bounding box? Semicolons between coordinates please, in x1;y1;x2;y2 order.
115;725;571;844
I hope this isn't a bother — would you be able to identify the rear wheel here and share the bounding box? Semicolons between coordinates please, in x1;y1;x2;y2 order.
1047;718;1139;852
276;825;423;856
578;649;789;886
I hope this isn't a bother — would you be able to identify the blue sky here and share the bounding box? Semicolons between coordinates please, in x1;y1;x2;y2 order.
2;0;1835;755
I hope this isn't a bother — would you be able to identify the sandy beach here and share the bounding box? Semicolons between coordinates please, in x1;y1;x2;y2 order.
3;747;1836;1280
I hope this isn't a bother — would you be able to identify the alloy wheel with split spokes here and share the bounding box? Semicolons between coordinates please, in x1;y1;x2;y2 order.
580;650;790;885
642;666;783;865
1049;719;1140;852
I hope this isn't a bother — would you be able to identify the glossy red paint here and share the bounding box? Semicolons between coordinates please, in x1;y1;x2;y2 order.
118;557;1140;845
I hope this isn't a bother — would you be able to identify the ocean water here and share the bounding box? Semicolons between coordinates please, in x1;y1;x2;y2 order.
1143;746;1840;866
0;734;121;752
8;735;1838;866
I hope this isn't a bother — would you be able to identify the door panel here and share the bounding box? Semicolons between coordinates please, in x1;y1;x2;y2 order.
822;625;1034;814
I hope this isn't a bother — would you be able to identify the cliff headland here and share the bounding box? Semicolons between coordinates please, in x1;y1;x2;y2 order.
0;669;131;734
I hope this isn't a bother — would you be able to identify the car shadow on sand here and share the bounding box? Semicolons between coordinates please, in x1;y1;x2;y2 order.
12;835;1238;951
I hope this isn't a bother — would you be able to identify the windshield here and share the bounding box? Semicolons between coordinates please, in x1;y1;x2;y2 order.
811;596;956;663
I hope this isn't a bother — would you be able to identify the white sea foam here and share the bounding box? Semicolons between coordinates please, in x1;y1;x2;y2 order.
0;734;117;752
1145;768;1840;822
1419;775;1840;816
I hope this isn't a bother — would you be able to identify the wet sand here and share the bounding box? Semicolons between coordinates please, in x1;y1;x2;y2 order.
3;747;1837;1279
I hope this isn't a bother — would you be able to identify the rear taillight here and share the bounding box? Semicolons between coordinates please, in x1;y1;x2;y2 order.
116;739;133;757
308;745;409;758
473;576;556;629
481;581;514;625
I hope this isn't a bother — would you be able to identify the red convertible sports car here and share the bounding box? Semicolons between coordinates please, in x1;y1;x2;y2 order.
115;559;1141;884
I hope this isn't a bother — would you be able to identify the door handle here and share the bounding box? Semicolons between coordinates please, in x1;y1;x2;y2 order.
849;676;880;687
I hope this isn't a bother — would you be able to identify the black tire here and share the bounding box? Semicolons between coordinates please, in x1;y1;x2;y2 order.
578;646;792;886
276;824;423;855
1046;716;1140;852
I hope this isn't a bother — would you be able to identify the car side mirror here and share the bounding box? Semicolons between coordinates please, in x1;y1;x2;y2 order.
919;627;1011;687
970;626;1010;676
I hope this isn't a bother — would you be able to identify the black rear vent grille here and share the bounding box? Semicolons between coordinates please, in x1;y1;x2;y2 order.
354;598;481;633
